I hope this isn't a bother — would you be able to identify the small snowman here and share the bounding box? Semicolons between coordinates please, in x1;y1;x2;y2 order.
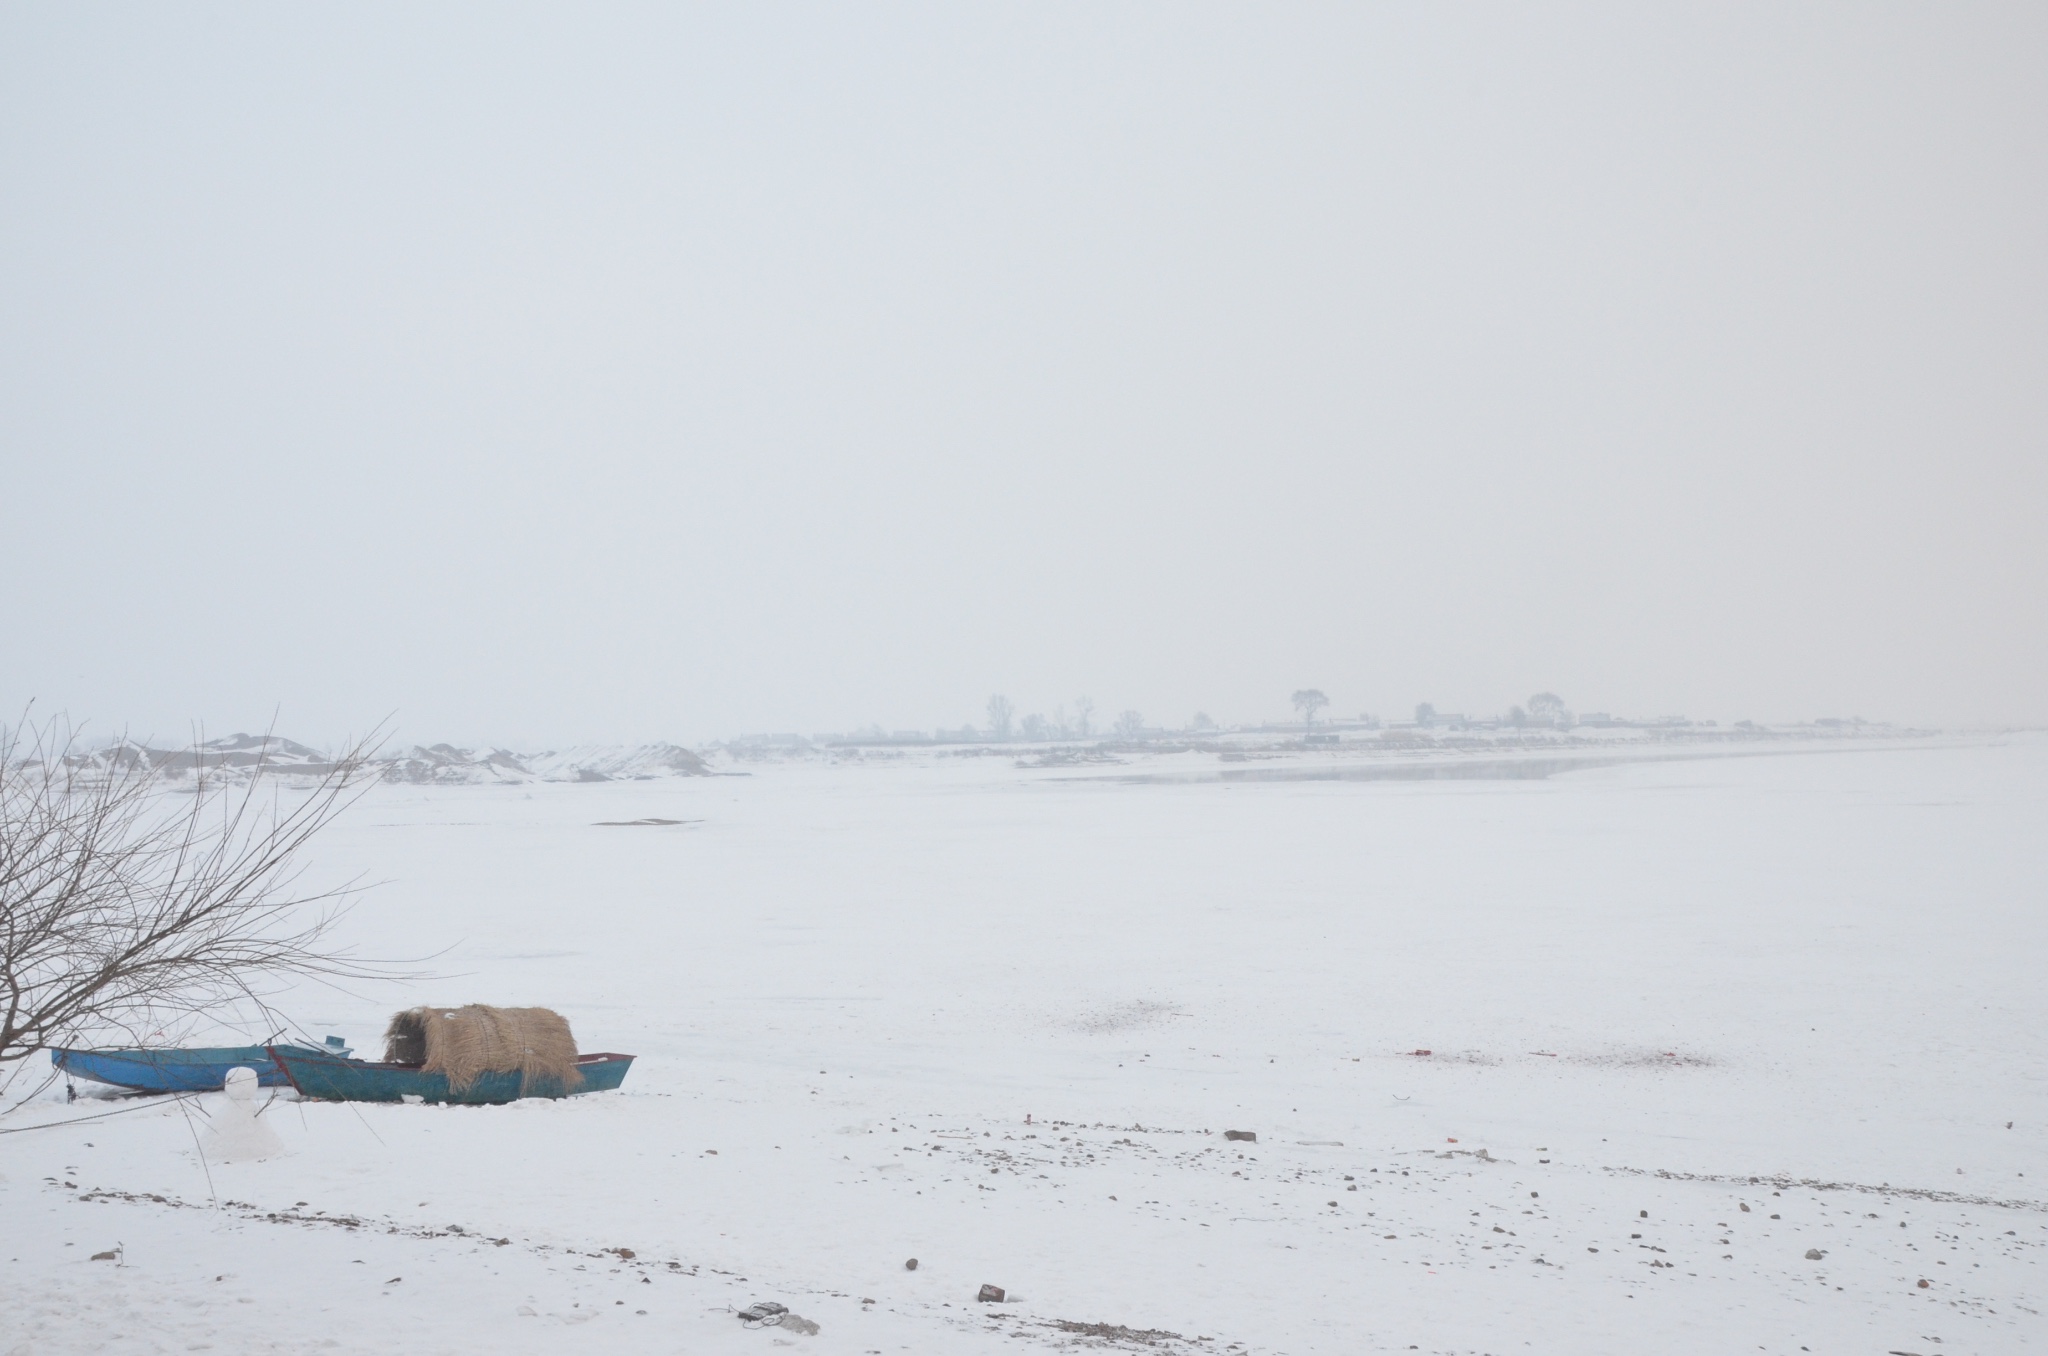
200;1066;286;1162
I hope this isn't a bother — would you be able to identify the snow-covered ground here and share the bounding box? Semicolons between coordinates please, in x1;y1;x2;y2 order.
5;734;2044;1354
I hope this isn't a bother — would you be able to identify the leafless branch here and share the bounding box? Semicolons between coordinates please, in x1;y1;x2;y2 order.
0;714;392;1095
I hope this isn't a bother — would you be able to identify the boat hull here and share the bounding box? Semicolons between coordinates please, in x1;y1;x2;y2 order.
270;1047;633;1104
50;1045;318;1092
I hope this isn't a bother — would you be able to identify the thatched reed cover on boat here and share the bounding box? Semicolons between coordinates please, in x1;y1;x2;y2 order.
383;1005;582;1095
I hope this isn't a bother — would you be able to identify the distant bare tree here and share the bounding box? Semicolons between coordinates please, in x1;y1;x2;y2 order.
1;718;385;1096
985;695;1015;742
1415;702;1436;727
1114;710;1145;740
1189;711;1217;733
1019;713;1049;742
1527;692;1565;723
1508;705;1529;727
1073;697;1094;740
1291;689;1329;734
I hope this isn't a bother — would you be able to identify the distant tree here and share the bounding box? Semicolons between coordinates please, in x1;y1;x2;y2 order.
1507;705;1529;727
1073;697;1094;739
1527;692;1565;723
985;694;1015;742
1189;711;1217;733
1415;702;1436;727
1019;713;1049;742
1291;689;1329;734
1114;710;1145;740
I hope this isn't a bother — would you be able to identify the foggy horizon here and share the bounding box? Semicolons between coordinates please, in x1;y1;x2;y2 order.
5;5;2044;747
12;689;1984;762
7;10;2046;1350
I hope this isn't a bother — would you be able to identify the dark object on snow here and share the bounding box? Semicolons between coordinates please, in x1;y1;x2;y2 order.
1409;1048;1432;1056
1223;1130;1257;1143
977;1285;1006;1303
270;1044;631;1105
904;1258;919;1271
1804;1248;1826;1260
738;1301;788;1327
1053;1320;1187;1344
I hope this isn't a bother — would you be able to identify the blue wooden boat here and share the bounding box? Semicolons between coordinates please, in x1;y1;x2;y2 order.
269;1045;633;1105
50;1038;349;1093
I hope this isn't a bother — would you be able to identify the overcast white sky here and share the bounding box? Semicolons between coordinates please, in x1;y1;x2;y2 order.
3;4;2043;745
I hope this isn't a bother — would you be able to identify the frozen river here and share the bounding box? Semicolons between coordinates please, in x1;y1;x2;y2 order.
5;734;2043;1353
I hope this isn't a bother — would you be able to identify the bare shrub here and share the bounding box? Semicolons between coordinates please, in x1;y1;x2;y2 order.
1;717;386;1098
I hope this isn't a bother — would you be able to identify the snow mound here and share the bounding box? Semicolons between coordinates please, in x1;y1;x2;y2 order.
32;734;714;786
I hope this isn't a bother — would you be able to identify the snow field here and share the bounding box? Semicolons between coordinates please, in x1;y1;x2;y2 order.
4;734;2044;1353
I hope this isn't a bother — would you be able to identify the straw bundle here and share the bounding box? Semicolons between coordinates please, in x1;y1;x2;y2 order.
383;1005;582;1094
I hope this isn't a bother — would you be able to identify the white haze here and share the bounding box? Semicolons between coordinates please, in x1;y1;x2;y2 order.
2;4;2043;745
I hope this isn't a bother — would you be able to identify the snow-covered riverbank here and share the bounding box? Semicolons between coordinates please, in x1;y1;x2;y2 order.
5;734;2043;1354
